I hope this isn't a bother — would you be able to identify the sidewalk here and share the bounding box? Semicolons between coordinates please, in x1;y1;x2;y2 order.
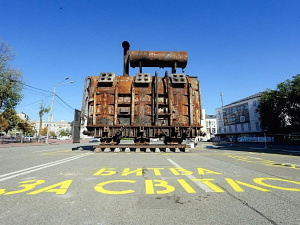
0;138;91;148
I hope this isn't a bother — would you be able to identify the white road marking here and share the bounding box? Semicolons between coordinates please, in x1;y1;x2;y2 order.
0;152;93;182
167;158;214;192
33;148;67;153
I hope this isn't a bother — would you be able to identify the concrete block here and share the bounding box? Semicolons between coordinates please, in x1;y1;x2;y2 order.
104;148;111;152
114;148;121;153
94;148;102;153
125;148;130;153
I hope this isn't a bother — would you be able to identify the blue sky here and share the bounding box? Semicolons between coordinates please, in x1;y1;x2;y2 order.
1;0;300;122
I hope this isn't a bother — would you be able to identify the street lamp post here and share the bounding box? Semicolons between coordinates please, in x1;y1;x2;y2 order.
45;77;75;144
220;92;223;107
264;130;267;149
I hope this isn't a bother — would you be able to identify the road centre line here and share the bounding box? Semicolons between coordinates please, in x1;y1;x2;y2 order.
33;148;69;153
0;153;92;182
167;158;214;192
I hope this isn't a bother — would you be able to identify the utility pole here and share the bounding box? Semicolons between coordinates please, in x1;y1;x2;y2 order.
45;77;75;144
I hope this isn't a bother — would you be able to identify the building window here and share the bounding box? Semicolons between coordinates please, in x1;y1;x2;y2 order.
256;122;260;130
241;123;244;132
212;128;216;134
224;127;227;133
253;101;256;106
248;123;251;131
235;124;238;132
219;127;222;133
229;126;232;133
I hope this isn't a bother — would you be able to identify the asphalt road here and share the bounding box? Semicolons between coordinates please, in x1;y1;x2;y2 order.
1;141;300;225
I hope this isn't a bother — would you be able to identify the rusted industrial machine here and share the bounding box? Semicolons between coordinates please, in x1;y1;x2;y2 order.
81;41;202;146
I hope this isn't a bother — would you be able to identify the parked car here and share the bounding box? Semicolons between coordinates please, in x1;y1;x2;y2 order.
58;136;71;140
23;136;33;141
89;137;100;142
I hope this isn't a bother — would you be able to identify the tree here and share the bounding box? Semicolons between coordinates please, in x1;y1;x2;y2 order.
59;129;68;136
50;130;56;137
0;113;9;132
41;127;47;136
66;128;71;135
257;74;300;133
0;40;23;110
0;109;18;133
288;74;300;130
16;117;34;136
38;101;50;142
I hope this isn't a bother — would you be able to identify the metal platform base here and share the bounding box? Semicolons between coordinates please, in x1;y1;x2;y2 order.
93;144;190;153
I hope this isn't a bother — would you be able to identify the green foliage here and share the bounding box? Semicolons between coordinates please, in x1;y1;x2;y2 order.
0;40;23;110
41;127;47;136
38;101;50;142
50;130;56;137
289;75;300;129
38;101;50;118
0;113;9;131
59;129;69;136
0;109;18;132
257;74;300;133
16;117;34;135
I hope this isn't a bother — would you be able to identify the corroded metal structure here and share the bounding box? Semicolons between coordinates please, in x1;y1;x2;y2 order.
81;41;202;145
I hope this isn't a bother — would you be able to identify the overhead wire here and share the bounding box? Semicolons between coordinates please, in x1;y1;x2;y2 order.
55;94;75;111
16;95;52;108
0;74;75;111
0;74;52;94
22;88;52;97
54;97;74;114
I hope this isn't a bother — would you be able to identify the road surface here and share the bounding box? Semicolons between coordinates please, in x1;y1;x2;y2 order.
1;141;300;224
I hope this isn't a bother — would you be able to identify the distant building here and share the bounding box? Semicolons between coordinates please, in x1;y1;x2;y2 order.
30;120;72;137
215;92;273;142
70;116;89;139
17;112;29;121
200;109;218;141
206;115;217;140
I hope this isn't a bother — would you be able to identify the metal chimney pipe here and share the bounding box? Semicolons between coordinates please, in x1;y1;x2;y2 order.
122;41;130;77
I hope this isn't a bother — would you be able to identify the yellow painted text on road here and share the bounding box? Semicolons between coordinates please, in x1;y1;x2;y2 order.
93;167;222;176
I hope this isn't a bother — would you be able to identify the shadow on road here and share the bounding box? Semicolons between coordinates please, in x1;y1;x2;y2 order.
72;145;95;151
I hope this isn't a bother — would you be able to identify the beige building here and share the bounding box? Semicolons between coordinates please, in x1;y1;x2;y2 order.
30;120;72;137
